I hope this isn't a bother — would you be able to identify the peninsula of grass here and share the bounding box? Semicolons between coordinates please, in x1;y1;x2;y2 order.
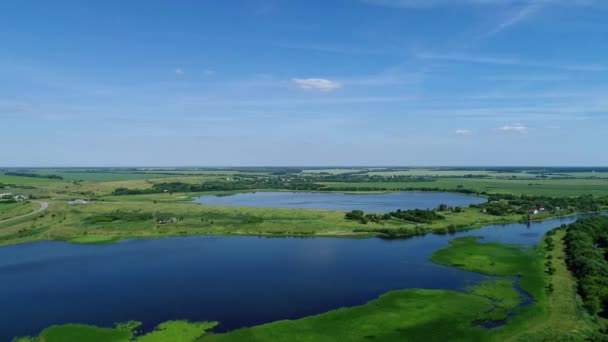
431;236;544;299
13;320;218;342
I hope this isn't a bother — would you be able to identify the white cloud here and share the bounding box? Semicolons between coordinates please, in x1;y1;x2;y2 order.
454;129;474;136
292;78;342;91
203;69;215;76
498;123;529;134
175;68;184;76
482;3;542;37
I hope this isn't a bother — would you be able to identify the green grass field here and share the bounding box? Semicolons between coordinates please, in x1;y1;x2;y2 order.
321;177;608;196
0;201;39;220
1;165;607;246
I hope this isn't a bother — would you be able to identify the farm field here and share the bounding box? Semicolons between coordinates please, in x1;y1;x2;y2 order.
1;167;608;247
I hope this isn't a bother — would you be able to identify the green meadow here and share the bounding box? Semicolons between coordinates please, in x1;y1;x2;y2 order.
1;167;607;246
321;177;608;197
0;201;39;220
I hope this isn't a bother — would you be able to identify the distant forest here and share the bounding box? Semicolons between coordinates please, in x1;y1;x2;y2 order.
4;172;63;180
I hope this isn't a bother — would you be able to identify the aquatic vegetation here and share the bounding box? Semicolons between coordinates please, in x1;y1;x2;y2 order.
13;320;218;342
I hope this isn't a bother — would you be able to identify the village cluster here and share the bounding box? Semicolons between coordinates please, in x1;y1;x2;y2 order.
0;193;29;202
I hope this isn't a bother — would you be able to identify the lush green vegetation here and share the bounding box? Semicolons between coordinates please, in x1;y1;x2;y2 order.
431;236;544;301
0;201;39;220
112;178;324;195
344;208;445;225
564;216;608;317
14;320;218;342
0;167;607;247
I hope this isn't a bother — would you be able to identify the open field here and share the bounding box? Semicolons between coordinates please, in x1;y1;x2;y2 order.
0;197;561;247
321;177;608;196
1;167;607;247
0;201;39;221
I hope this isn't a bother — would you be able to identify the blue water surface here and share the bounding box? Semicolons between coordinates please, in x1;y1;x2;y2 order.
0;213;597;340
193;191;487;212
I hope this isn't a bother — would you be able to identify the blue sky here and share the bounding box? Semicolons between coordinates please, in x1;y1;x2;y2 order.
1;0;607;166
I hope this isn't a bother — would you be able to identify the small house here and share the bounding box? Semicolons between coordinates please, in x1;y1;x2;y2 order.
528;208;539;215
158;217;178;225
14;195;27;202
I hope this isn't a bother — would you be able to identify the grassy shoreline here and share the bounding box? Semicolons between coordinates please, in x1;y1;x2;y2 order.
0;193;604;248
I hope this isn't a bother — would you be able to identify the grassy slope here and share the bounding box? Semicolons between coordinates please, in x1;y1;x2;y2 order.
0;201;39;220
509;229;596;341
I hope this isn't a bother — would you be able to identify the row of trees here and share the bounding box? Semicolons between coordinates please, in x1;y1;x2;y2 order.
471;194;608;217
113;178;324;195
345;208;445;225
564;216;608;317
5;172;63;180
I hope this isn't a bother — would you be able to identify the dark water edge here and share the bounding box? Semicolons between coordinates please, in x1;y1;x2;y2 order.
0;213;602;340
193;191;487;212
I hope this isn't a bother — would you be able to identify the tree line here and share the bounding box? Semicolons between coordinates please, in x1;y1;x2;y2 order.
345;208;445;225
5;172;63;180
564;216;608;317
471;194;607;217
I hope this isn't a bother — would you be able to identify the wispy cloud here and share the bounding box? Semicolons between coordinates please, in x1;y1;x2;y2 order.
416;52;518;65
482;2;542;38
454;129;474;136
365;0;602;38
498;123;529;134
415;52;608;72
175;68;184;76
292;78;343;91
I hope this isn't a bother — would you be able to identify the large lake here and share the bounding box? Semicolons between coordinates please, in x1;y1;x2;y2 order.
193;191;487;211
0;213;598;341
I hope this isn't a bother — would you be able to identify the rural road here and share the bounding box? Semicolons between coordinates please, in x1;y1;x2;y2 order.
0;201;49;225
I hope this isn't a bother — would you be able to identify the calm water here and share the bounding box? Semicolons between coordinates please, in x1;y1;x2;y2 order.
193;191;487;211
0;214;598;340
